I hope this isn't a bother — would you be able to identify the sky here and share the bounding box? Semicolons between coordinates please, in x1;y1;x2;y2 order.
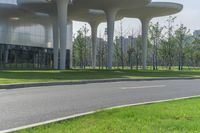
0;0;199;36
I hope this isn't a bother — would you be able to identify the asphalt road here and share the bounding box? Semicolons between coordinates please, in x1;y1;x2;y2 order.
0;79;200;131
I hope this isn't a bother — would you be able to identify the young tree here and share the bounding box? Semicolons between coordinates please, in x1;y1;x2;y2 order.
73;27;88;68
127;47;135;69
193;51;200;67
192;34;200;67
114;36;121;68
149;22;164;70
175;24;190;70
97;36;107;69
135;35;142;70
83;24;89;68
120;21;125;69
163;16;177;70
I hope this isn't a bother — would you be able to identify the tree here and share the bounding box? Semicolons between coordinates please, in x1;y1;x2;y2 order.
83;24;89;68
193;34;200;44
120;21;125;69
127;47;135;69
174;24;190;70
149;22;164;70
97;36;107;69
114;37;121;68
135;35;142;70
163;16;177;70
192;35;200;67
73;27;87;68
193;51;200;67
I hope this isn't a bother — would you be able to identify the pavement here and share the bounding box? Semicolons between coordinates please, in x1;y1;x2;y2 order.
0;79;200;132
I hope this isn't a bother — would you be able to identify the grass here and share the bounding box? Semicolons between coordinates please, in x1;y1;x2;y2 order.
15;97;200;133
0;69;199;84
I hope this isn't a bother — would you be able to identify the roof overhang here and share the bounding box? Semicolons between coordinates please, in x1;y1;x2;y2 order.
118;2;183;19
69;9;123;24
71;0;150;10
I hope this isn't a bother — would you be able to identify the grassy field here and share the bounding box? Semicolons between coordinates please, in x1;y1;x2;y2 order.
15;97;200;133
0;69;199;84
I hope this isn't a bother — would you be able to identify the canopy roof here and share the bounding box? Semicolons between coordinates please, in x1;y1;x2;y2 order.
69;9;123;24
17;0;150;14
0;3;30;18
17;0;130;23
70;0;150;10
16;1;183;25
0;3;51;26
17;0;56;14
118;2;183;19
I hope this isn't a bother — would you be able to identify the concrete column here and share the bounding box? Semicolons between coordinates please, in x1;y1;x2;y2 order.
90;22;98;69
52;18;59;69
67;19;73;69
57;0;69;70
105;9;117;70
141;18;150;70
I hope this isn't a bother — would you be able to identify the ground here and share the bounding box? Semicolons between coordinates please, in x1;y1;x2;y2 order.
0;69;199;84
15;97;200;133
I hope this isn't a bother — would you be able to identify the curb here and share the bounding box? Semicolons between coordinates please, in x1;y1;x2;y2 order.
0;77;200;89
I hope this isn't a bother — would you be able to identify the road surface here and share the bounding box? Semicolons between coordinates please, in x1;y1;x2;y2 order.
0;79;200;131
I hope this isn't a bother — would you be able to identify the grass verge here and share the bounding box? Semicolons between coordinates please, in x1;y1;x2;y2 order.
0;69;199;84
15;97;200;133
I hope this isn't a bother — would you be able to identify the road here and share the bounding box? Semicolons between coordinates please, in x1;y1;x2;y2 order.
0;79;200;131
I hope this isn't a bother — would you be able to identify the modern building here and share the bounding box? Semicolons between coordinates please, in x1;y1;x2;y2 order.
0;0;183;70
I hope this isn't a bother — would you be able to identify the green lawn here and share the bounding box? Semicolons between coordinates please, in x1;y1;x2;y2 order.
15;97;200;133
0;69;199;84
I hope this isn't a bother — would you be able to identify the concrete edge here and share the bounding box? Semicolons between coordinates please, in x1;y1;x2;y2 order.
1;94;200;133
0;77;200;89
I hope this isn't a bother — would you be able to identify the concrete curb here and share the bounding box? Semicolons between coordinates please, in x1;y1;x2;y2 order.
0;77;200;89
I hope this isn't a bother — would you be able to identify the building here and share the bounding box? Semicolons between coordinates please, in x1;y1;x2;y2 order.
0;0;183;70
115;36;136;54
194;30;200;37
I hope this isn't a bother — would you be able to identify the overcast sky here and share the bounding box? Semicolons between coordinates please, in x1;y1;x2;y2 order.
0;0;199;36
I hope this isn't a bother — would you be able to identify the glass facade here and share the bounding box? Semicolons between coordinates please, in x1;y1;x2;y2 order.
0;1;73;69
0;44;70;69
0;21;52;48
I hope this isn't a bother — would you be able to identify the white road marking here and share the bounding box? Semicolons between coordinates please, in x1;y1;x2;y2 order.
121;85;167;90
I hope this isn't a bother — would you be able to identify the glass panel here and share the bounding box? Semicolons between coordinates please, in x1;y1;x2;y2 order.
0;43;65;69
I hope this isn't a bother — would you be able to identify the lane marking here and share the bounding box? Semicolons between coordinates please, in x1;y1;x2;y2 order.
121;85;167;90
1;94;200;133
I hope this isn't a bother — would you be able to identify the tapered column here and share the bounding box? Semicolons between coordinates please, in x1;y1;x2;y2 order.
57;0;69;70
90;22;98;69
141;18;150;70
105;9;117;70
52;18;59;69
